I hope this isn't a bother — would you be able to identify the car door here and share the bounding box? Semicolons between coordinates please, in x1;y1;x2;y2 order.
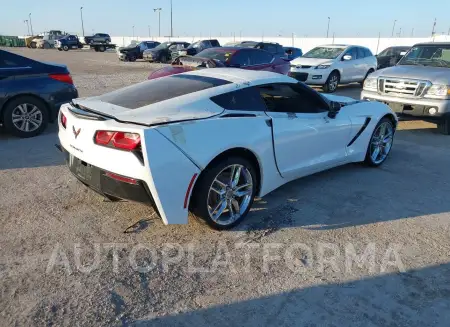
261;83;352;180
339;47;358;82
355;47;369;80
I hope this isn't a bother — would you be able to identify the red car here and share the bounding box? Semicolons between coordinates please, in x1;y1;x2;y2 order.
148;47;290;80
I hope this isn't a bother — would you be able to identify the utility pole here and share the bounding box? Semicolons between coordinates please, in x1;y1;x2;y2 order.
239;30;242;40
398;27;402;37
132;25;135;38
170;0;173;37
391;20;397;37
29;13;33;35
153;8;162;37
148;25;151;37
448;27;450;35
327;17;330;38
292;32;294;46
80;7;85;37
431;18;436;36
332;32;335;44
24;20;30;35
411;28;414;37
376;32;381;54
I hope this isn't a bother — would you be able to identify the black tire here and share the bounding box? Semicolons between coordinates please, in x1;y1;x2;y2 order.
2;96;49;138
437;118;450;135
30;41;36;49
190;156;257;230
322;71;340;93
128;55;136;62
360;69;375;86
98;45;106;52
57;48;62;51
364;117;395;167
63;45;69;51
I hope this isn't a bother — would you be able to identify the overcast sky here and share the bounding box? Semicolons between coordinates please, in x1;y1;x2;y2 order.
3;0;449;38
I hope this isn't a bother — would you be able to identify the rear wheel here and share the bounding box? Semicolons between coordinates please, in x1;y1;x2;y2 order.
360;69;375;86
128;54;136;62
364;117;395;166
98;45;106;52
2;96;49;138
437;118;450;135
63;45;69;51
190;157;257;230
30;41;36;48
323;71;340;93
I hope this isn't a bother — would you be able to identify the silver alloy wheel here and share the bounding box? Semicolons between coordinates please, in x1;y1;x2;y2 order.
12;103;43;132
328;74;339;91
207;164;253;226
370;121;394;164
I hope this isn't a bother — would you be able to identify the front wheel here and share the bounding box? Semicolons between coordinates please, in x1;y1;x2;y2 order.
190;157;257;230
364;117;395;166
2;96;49;138
63;45;69;51
323;71;340;93
128;55;136;62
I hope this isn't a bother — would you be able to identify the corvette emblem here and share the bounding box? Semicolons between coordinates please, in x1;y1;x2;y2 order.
72;126;81;139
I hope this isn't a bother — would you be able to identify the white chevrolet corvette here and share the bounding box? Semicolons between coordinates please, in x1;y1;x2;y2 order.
57;68;397;229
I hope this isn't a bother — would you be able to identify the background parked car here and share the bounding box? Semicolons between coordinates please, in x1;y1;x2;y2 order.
178;39;221;56
284;47;303;60
84;33;111;44
117;41;160;61
56;35;83;51
143;41;190;63
0;50;78;137
376;46;410;69
149;47;290;79
289;44;377;93
238;41;288;59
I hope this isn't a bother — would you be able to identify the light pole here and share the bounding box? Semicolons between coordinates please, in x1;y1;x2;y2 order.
411;28;414;37
29;13;33;35
132;25;135;38
153;8;162;37
24;20;30;35
391;20;397;37
431;18;436;36
80;7;85;37
398;27;402;37
148;25;151;37
327;17;330;38
170;0;173;37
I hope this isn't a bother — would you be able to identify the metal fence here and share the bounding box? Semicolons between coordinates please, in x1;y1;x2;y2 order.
0;36;26;47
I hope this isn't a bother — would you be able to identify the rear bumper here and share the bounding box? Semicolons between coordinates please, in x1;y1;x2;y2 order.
57;144;154;206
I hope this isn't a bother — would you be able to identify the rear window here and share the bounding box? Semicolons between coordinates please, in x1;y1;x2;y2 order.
196;48;237;63
0;51;32;68
96;74;231;109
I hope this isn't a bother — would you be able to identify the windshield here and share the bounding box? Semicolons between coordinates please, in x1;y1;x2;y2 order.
153;42;169;50
398;45;450;68
195;48;236;62
379;47;408;57
303;47;345;59
188;41;203;49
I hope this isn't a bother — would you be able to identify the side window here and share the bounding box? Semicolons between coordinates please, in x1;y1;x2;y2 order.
184;43;190;48
140;43;147;51
364;48;373;57
230;50;251;67
357;47;365;59
210;87;267;111
250;49;273;65
276;44;284;54
258;83;328;113
265;44;277;54
344;48;357;60
210;40;220;47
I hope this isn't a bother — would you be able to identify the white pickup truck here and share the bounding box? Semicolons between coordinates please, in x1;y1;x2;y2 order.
361;42;450;134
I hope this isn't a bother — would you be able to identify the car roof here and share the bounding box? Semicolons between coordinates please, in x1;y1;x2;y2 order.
413;42;450;46
181;68;295;85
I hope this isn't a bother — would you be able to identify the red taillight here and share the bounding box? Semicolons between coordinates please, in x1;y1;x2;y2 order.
60;112;67;129
94;131;141;151
49;73;74;85
95;131;115;145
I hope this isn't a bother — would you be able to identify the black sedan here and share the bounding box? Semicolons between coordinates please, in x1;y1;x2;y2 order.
143;41;190;63
117;41;160;62
376;46;410;69
0;50;78;137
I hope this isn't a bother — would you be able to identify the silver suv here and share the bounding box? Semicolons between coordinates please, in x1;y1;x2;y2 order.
361;43;450;134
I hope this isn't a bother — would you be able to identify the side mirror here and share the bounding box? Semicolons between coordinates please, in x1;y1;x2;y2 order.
342;54;352;61
400;51;407;56
328;101;341;118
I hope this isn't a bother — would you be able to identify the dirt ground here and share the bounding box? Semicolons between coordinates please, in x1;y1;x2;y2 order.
0;48;449;327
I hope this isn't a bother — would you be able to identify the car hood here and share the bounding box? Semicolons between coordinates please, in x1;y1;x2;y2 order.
371;65;450;84
321;94;360;105
71;97;223;126
290;57;333;66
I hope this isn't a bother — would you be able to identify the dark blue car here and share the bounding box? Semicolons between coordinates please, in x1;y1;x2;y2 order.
283;47;303;60
0;50;78;137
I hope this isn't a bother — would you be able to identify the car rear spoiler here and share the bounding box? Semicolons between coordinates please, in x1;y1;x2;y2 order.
172;56;219;68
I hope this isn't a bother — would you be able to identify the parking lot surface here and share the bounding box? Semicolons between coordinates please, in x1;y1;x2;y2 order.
1;48;449;326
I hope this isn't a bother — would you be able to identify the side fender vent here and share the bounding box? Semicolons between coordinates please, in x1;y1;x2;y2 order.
347;117;371;147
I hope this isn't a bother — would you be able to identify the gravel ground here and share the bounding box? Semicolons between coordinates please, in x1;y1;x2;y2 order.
1;48;449;327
